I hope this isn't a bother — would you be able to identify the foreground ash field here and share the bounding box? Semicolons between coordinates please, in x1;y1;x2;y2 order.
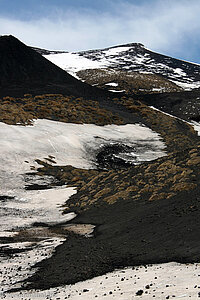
1;35;200;299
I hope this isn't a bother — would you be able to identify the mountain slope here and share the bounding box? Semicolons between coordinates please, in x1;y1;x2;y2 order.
0;35;113;99
138;90;200;121
1;36;200;297
0;36;74;86
40;42;200;121
43;43;200;92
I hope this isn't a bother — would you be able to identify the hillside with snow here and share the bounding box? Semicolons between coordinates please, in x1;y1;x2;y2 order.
1;36;200;299
43;43;200;92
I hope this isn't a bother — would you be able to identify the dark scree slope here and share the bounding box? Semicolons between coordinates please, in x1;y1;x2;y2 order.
0;35;113;99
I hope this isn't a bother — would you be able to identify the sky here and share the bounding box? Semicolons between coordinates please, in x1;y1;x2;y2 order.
1;0;200;63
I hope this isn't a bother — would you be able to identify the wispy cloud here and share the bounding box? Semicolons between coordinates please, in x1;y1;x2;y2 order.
1;0;200;62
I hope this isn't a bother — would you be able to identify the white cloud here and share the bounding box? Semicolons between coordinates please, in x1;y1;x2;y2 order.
0;0;200;62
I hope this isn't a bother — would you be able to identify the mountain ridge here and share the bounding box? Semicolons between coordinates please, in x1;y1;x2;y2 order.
41;41;200;92
0;35;118;99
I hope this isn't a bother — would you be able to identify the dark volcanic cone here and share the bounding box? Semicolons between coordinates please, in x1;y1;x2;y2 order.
0;35;113;98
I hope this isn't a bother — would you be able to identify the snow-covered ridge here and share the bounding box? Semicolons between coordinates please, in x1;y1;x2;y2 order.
43;43;200;91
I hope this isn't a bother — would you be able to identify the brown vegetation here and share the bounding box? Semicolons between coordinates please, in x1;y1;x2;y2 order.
34;142;200;213
2;92;199;211
77;68;182;94
0;94;123;126
110;97;198;153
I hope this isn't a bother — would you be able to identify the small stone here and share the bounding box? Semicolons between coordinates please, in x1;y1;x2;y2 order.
145;285;150;289
136;290;143;296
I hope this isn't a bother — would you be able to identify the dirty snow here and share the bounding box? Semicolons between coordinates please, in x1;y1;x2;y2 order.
0;184;77;292
0;237;65;293
0;119;166;177
3;262;200;299
0;118;166;240
0;187;77;234
0;119;166;292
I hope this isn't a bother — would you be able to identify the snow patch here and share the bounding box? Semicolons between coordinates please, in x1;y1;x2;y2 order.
104;46;131;56
109;89;125;92
105;82;118;87
0;119;166;235
0;119;166;292
134;55;148;64
174;68;187;77
169;79;200;90
0;186;76;293
150;106;189;124
152;88;165;92
4;262;200;299
0;119;166;176
191;121;200;135
0;237;64;293
0;187;76;234
44;52;105;77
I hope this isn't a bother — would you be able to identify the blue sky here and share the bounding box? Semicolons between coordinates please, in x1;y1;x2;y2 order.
0;0;147;16
1;0;200;63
